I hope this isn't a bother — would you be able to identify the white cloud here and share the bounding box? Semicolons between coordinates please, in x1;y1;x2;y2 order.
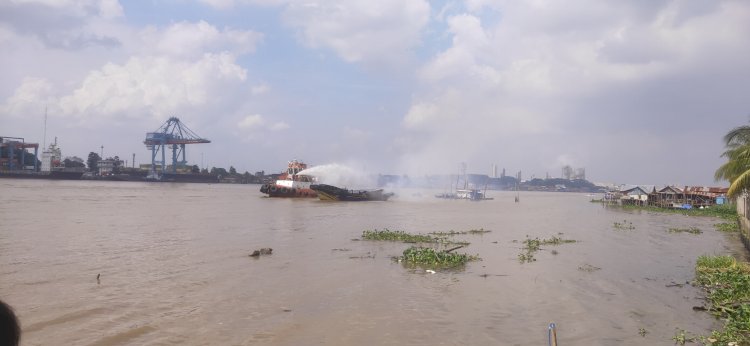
197;0;285;9
251;84;270;95
0;52;249;124
7;0;123;18
138;20;263;59
343;126;370;140
269;122;289;131
0;16;265;126
396;1;750;183
237;116;290;132
238;114;265;129
1;77;57;117
402;101;439;129
283;0;430;65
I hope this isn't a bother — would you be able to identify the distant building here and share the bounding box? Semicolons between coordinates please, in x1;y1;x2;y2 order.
562;165;586;180
98;157;124;175
98;159;115;175
619;185;654;205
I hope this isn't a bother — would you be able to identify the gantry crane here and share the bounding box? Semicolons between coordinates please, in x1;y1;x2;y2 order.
0;136;39;171
144;117;210;179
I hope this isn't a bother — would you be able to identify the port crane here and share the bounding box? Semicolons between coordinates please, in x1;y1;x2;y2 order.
144;117;210;179
0;136;39;171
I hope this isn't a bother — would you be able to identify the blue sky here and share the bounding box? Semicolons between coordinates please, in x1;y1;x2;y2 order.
1;0;749;185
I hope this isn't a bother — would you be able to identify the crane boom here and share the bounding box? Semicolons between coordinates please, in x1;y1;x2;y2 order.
144;117;210;179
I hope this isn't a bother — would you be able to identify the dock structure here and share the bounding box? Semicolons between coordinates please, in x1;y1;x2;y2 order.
0;136;39;171
143;117;210;180
612;185;728;209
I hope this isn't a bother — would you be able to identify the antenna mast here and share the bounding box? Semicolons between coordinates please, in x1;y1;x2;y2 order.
43;106;47;149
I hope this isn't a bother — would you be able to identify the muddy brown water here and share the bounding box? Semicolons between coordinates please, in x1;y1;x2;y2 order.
0;180;743;345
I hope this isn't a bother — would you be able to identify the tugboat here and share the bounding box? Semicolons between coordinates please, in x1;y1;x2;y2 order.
310;184;394;201
260;160;317;197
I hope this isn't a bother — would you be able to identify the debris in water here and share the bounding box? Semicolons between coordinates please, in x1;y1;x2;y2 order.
578;264;601;272
96;273;100;284
250;248;273;257
426;270;436;274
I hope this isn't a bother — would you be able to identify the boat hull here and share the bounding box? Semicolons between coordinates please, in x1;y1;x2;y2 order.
260;183;317;198
0;170;83;180
310;184;393;201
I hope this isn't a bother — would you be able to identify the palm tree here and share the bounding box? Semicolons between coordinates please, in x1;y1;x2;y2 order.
715;125;750;198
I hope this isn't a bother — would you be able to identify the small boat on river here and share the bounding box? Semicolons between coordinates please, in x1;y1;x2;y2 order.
260;160;317;198
435;163;493;201
436;188;493;201
310;184;394;201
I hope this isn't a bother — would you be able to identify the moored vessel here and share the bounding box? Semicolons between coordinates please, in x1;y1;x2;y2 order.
260;160;317;197
435;189;493;201
310;184;394;201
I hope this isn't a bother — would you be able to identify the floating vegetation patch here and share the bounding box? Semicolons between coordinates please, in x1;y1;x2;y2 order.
692;255;750;345
638;328;648;337
613;220;635;230
618;203;738;221
430;228;491;236
362;229;438;243
578;264;601;272
715;222;740;233
667;227;702;235
396;246;479;269
517;236;577;263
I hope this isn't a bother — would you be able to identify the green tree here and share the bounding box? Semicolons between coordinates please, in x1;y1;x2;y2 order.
112;156;121;174
191;165;200;173
715;125;750;198
63;157;85;168
210;167;228;176
229;166;237;175
87;152;101;173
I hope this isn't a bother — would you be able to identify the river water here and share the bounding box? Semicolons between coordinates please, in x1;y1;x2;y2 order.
0;180;743;345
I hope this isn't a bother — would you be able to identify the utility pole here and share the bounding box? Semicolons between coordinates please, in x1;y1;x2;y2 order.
100;145;104;158
132;153;135;168
43;106;47;149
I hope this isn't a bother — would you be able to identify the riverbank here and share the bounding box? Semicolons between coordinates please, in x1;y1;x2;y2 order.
592;201;740;232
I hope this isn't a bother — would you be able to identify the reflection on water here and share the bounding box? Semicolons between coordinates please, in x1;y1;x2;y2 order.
0;180;741;345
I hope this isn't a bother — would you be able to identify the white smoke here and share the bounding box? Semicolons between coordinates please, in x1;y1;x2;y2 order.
297;163;378;188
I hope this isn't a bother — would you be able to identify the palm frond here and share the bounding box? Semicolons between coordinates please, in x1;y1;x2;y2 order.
727;169;750;198
724;125;750;147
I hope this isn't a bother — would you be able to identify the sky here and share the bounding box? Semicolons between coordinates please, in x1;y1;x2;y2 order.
1;0;749;186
